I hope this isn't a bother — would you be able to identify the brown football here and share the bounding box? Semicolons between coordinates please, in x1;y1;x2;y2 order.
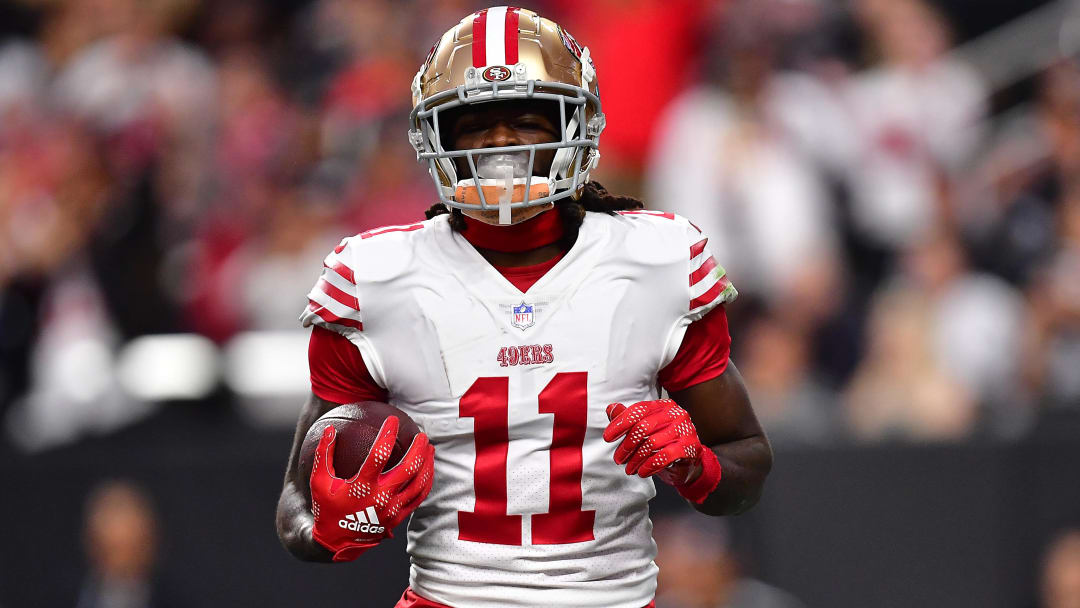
297;402;420;502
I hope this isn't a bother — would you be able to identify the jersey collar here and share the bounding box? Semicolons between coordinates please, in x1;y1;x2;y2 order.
459;209;565;253
435;211;609;302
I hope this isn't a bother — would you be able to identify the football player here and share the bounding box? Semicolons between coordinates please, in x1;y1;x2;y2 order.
276;7;772;608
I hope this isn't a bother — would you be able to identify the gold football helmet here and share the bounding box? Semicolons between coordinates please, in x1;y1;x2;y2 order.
409;6;605;221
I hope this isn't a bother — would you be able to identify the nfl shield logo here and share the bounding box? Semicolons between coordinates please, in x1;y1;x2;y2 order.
511;302;534;331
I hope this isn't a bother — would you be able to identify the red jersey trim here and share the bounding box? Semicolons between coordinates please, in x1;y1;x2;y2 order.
460;210;564;253
689;256;717;287
308;326;387;404
395;588;655;608
689;237;708;259
689;281;724;311
616;210;676;220
317;278;359;311
325;259;355;284
360;222;425;240
307;301;363;330
491;252;565;292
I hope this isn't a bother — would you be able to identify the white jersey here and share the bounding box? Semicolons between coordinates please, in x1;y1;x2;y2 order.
301;211;736;608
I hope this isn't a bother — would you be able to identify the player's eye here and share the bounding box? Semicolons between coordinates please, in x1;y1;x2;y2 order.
516;119;554;133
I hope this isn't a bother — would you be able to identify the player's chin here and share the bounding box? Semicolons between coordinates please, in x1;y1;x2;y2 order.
461;202;555;226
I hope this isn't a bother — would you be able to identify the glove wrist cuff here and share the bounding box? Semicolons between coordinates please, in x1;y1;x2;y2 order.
312;529;378;561
675;448;722;504
331;543;376;562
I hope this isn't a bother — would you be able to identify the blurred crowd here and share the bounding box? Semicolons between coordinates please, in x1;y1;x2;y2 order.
0;0;1079;448
647;0;1080;445
61;479;1080;608
650;510;1080;608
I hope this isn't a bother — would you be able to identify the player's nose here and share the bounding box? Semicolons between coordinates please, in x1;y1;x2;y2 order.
481;121;521;148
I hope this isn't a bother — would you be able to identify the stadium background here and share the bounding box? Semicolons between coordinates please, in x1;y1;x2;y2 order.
2;0;1080;606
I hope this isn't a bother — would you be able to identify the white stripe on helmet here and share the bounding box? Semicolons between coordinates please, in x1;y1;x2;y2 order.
485;6;507;66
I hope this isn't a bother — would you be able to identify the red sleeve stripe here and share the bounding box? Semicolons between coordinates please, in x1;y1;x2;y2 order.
317;278;358;310
690;280;725;311
320;265;355;295
472;9;488;67
307;301;363;330
617;210;676;220
323;259;355;284
689;256;717;287
360;223;425;239
308;288;361;320
690;237;709;259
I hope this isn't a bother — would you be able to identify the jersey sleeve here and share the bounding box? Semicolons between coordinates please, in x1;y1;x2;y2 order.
308;326;388;404
659;216;738;373
301;238;363;333
685;219;737;320
299;237;388;389
658;304;731;392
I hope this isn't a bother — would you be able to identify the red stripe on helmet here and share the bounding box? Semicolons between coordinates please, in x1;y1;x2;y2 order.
472;9;488;68
504;7;520;65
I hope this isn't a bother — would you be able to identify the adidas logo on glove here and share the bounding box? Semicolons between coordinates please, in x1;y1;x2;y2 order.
339;507;386;534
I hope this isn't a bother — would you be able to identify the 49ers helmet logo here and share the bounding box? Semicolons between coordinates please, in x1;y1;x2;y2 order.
482;65;512;82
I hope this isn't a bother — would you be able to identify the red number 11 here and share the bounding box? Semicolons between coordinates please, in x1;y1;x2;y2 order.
458;372;596;545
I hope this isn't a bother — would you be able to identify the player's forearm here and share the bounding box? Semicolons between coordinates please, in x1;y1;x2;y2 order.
277;392;339;562
276;483;334;562
664;365;773;516
692;434;772;516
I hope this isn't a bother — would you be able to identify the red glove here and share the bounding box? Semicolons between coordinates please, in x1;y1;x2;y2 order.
310;417;435;561
603;399;721;504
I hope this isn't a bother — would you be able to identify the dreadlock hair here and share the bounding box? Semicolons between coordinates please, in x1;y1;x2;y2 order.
423;181;645;250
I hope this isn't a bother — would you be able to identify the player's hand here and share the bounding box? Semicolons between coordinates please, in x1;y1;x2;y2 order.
309;417;435;562
603;399;706;486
